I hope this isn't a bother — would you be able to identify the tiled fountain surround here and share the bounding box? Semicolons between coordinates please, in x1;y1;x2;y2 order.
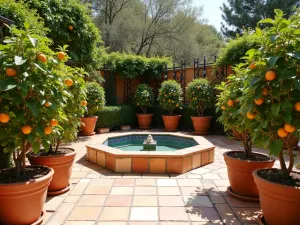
86;132;215;174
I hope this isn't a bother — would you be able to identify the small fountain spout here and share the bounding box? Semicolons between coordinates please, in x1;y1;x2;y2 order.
143;134;157;151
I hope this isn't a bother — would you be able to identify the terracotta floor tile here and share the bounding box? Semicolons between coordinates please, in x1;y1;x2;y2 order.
213;180;230;187
157;187;181;195
160;223;190;225
105;195;132;206
158;196;184;206
65;222;95;225
159;207;189;221
84;186;111;195
45;196;64;212
64;196;80;203
129;222;158;225
201;173;221;180
77;195;106;206
136;179;156;186
97;222;126;225
99;207;130;221
183;196;213;207
186;207;220;221
47;203;75;224
224;196;260;208
67;206;101;221
71;172;87;179
70;182;90;195
133;196;158;206
90;179;114;186
215;204;241;225
190;167;211;175
114;178;135;186
157;179;178;186
178;179;202;187
232;207;262;223
130;207;158;221
180;187;207;196
111;187;134;195
134;187;157;195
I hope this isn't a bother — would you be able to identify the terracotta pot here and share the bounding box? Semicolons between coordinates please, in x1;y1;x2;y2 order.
162;115;181;131
136;113;153;129
0;165;53;225
27;148;76;196
191;116;212;135
253;168;300;225
80;116;98;136
223;151;275;199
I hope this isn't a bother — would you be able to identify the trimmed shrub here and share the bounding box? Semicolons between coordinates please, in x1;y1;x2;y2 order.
133;84;154;114
85;82;105;116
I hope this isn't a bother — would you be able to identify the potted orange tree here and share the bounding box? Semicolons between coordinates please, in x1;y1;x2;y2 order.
238;10;300;224
0;25;69;224
216;72;275;201
158;80;183;131
186;78;214;134
80;82;105;136
27;64;87;195
134;83;154;129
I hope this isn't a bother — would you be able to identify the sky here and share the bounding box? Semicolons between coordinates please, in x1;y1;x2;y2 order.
193;0;227;31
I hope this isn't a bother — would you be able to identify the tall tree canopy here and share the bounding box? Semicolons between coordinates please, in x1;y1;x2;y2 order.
221;0;300;38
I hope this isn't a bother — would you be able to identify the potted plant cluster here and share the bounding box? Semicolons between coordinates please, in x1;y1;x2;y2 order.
235;10;299;224
216;72;275;202
80;81;105;136
27;65;87;195
0;25;70;224
158;80;183;131
186;78;214;134
134;83;154;129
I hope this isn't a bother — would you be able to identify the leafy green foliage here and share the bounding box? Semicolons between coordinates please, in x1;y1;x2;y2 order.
186;78;214;116
158;80;183;115
133;84;154;114
85;82;105;116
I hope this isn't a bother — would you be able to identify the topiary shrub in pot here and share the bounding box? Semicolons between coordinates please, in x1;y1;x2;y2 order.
80;82;105;136
216;73;275;202
238;10;300;224
134;83;154;129
186;78;214;135
158;80;183;131
0;25;70;224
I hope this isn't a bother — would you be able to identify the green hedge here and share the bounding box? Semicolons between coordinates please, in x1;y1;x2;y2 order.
0;149;12;169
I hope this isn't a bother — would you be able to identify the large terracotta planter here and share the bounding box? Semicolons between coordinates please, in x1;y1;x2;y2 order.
191;116;212;135
80;116;98;136
27;148;76;196
0;165;54;225
253;168;300;225
136;113;153;129
224;151;275;200
162;115;181;131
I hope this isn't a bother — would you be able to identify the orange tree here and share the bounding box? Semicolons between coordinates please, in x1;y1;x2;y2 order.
238;10;300;178
0;24;80;176
133;84;154;114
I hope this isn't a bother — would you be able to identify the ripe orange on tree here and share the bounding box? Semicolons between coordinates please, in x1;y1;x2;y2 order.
22;125;32;135
50;119;58;127
246;112;255;119
284;124;295;133
221;105;226;110
6;68;17;77
265;71;276;81
295;102;300;111
57;52;66;60
277;128;288;138
68;25;73;31
0;113;10;123
262;88;268;96
254;98;264;105
249;62;256;69
227;100;235;107
65;78;73;87
44;101;51;107
44;126;52;135
37;53;47;63
81;100;87;106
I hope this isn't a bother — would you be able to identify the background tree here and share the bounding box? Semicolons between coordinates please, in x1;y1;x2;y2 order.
221;0;300;38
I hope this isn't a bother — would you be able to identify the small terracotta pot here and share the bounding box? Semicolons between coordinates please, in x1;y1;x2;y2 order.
253;168;300;225
223;151;275;199
27;148;76;196
136;113;153;129
191;116;212;135
162;115;181;131
80;116;98;136
0;165;53;225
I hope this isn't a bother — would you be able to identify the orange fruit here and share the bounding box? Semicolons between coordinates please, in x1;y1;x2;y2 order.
221;105;226;110
37;53;47;63
254;98;264;105
265;71;276;81
227;100;235;107
68;25;73;30
57;52;66;60
0;113;10;123
65;78;73;87
44;126;52;135
6;68;17;77
249;62;256;69
44;102;51;107
295;102;300;111
262;88;268;96
277;128;288;138
81;100;87;106
50;119;58;127
246;112;255;119
284;124;295;133
22;125;32;135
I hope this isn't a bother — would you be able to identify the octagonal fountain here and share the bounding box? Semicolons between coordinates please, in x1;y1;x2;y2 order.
86;133;215;174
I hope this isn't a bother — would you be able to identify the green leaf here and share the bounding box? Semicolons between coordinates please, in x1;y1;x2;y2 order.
258;18;274;24
292;29;300;35
261;121;268;129
281;100;293;109
32;142;40;154
271;104;280;116
42;140;50;151
267;56;280;66
287;52;300;59
14;56;27;65
33;63;47;73
270;139;283;156
283;113;292;123
0;80;18;91
250;76;262;86
18;83;29;95
26;100;39;117
28;35;37;47
274;9;283;17
0;128;8;140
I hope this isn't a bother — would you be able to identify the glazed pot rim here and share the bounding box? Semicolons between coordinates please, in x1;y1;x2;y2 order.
136;113;154;116
191;116;213;119
224;150;276;163
27;148;76;158
81;116;98;119
0;165;54;187
253;168;300;190
162;114;182;117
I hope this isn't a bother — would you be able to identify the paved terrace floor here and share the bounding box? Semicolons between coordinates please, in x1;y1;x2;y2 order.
43;130;299;225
